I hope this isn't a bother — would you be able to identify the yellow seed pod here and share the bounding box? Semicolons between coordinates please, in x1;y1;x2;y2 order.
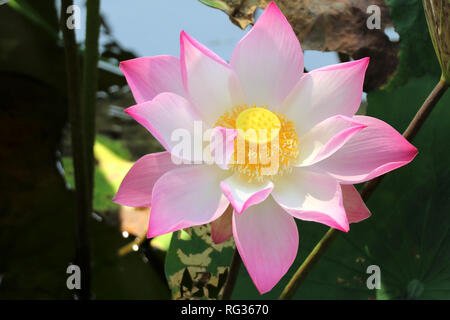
235;107;281;144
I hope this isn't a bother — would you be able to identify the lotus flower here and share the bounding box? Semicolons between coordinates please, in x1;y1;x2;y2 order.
114;2;417;294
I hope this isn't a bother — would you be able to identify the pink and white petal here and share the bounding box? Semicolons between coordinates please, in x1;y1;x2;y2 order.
220;174;273;214
211;205;233;244
341;184;371;224
120;56;186;104
147;165;229;238
272;168;349;232
180;31;245;126
233;197;298;294
296;115;367;167
230;2;303;110
125;92;201;161
209;126;238;170
113;152;181;207
280;58;370;135
312;116;418;184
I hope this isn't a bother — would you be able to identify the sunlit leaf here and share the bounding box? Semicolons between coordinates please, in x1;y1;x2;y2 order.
165;225;234;299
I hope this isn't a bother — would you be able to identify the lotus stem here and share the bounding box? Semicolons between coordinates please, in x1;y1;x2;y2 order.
221;249;242;299
60;0;101;300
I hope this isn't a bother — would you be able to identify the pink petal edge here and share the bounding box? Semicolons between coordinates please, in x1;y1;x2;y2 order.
233;197;299;294
230;1;303;109
180;31;245;126
119;55;185;104
313;115;418;184
125;92;201;159
297;115;367;167
113;152;181;207
220;175;274;214
272;169;350;232
147;165;229;238
341;184;371;224
281;58;370;135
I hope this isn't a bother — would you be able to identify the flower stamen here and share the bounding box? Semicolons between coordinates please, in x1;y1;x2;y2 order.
215;104;299;182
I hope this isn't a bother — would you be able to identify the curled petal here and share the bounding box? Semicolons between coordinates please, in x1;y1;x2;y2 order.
220;174;273;214
113;152;181;207
230;1;303;109
281;58;369;135
272;168;349;232
148;165;229;238
312;116;418;184
120;56;185;103
233;197;298;294
211;205;233;244
296;115;367;167
341;184;371;224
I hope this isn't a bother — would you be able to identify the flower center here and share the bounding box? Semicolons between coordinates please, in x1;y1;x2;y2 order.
215;105;299;182
235;107;281;144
